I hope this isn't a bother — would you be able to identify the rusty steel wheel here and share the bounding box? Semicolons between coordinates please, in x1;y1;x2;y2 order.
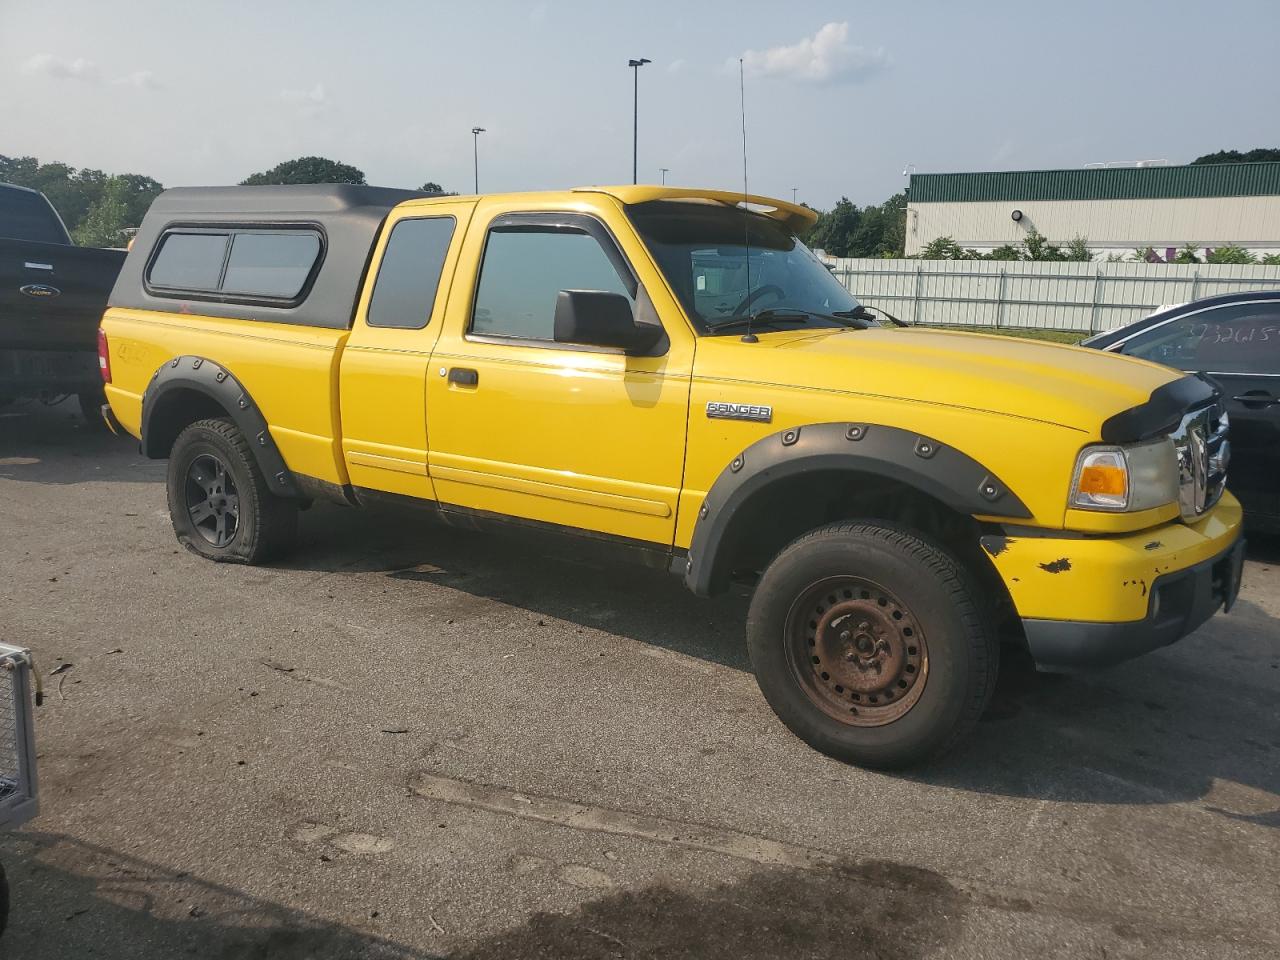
786;577;929;726
747;521;997;768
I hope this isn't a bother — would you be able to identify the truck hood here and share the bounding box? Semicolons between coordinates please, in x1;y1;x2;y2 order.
694;326;1183;435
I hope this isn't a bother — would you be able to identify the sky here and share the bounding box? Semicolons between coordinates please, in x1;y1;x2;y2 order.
2;0;1278;210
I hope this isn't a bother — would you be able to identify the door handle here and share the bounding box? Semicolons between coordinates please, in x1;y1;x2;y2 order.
448;367;479;387
1231;393;1279;408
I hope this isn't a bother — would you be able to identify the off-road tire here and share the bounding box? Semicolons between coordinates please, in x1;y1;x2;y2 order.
747;521;998;769
166;417;298;564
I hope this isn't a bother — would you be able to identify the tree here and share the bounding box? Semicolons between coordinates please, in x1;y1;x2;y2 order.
1191;148;1280;165
806;191;906;259
807;197;859;257
240;157;366;186
1;154;163;244
421;181;443;192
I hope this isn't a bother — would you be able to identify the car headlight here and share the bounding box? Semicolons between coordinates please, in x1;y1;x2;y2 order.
1070;438;1179;512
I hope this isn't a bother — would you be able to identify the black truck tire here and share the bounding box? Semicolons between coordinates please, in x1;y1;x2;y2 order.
78;388;107;429
746;521;997;769
166;417;298;564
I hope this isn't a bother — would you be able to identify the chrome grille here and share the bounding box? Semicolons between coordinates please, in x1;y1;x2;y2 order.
1173;403;1228;521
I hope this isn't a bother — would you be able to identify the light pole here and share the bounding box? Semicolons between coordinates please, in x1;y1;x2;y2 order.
471;127;486;194
660;167;669;185
791;187;798;204
628;58;651;184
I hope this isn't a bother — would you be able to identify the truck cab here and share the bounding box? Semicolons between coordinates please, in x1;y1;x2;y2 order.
99;184;1244;768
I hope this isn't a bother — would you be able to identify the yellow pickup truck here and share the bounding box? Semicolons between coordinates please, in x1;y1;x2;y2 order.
98;184;1243;767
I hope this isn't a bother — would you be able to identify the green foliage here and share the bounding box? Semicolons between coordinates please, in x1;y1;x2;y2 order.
986;244;1022;261
807;192;906;258
1022;229;1066;261
1262;253;1280;266
1;153;163;246
1205;244;1257;265
1062;236;1093;262
918;236;975;260
1172;243;1201;264
1191;148;1280;165
1132;247;1157;263
241;156;366;186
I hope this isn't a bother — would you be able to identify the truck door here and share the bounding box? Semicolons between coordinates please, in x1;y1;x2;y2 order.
425;201;694;547
339;200;477;499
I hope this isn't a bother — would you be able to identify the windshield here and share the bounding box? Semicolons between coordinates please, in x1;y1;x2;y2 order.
627;200;862;333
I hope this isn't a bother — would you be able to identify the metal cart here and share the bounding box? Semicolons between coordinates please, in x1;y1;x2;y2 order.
0;644;39;937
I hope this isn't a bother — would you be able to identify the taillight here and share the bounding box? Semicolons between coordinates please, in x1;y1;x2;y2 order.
97;327;111;383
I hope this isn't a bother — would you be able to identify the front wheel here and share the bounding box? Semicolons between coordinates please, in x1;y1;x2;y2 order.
166;417;298;564
747;521;997;769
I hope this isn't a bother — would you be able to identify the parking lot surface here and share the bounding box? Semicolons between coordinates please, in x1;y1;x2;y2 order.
2;400;1278;959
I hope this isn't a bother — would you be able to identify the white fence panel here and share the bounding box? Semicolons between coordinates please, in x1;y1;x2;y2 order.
831;258;1280;332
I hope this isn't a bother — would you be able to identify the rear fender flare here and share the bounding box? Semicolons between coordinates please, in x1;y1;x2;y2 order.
683;422;1031;596
140;356;300;498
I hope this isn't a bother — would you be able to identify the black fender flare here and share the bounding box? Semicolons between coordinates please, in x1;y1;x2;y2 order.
140;355;300;498
683;422;1031;596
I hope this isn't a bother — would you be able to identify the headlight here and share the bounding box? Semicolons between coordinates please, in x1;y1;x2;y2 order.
1070;439;1179;512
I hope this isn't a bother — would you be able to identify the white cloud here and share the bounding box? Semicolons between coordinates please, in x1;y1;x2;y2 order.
23;53;162;90
737;22;889;84
21;53;102;83
114;69;161;90
280;83;328;116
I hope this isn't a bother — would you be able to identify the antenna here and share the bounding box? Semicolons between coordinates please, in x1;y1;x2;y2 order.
739;58;758;344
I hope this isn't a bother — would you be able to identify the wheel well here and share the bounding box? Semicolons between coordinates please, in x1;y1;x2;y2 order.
707;469;1019;630
143;388;230;458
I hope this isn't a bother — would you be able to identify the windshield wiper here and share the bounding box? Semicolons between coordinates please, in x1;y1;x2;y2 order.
706;308;868;334
832;305;909;328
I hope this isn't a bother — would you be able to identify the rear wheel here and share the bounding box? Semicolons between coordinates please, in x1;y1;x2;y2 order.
166;417;297;563
747;521;997;769
78;388;107;429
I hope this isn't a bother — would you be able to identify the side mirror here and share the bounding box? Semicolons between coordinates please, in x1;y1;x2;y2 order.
553;290;662;354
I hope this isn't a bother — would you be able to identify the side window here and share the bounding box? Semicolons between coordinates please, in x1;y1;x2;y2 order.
367;217;456;329
148;232;229;291
222;232;321;299
147;228;323;302
471;226;632;341
1124;304;1280;374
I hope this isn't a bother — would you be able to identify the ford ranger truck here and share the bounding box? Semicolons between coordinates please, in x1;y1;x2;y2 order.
98;184;1245;768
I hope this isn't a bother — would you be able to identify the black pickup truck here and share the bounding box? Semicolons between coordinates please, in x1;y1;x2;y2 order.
1;182;126;422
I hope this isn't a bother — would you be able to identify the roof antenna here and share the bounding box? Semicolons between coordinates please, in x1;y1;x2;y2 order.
738;57;758;344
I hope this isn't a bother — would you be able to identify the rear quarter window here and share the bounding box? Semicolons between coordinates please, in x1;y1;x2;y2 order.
148;232;229;290
146;227;323;303
222;232;322;299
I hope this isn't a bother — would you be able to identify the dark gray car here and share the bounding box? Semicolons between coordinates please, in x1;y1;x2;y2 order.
1083;290;1280;532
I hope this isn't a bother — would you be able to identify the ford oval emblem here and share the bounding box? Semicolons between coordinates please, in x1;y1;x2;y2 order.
20;283;61;298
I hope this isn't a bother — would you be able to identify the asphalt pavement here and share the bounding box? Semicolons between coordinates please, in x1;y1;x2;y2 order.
1;398;1278;959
